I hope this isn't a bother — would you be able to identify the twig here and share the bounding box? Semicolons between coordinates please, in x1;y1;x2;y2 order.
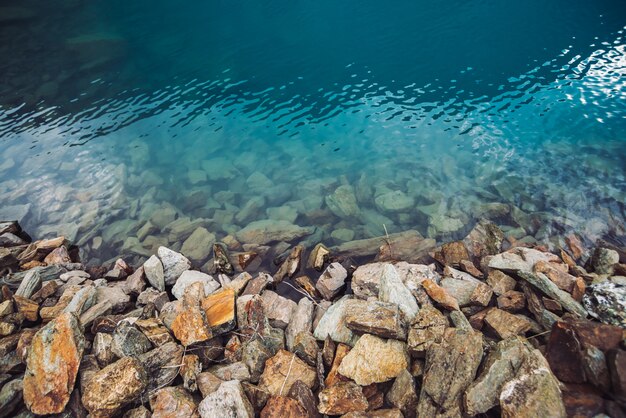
282;281;321;307
527;329;551;339
279;351;297;396
383;223;394;259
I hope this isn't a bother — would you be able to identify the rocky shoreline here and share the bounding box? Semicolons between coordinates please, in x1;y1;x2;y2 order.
0;217;625;417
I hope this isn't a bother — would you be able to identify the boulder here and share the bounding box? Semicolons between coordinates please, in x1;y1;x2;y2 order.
198;380;254;418
23;312;85;415
318;381;368;415
158;247;191;286
337;334;409;386
82;357;148;417
379;264;419;321
344;300;406;340
172;270;220;300
236;220;314;245
143;255;165;291
325;185;360;219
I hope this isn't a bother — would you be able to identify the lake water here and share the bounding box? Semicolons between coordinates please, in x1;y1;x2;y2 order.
1;0;625;266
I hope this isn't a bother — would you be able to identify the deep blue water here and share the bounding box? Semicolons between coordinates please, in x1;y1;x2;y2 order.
0;0;625;264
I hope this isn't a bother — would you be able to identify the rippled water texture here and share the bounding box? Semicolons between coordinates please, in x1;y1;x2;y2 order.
1;0;625;264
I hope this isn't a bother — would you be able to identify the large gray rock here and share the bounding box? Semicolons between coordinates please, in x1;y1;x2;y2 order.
260;290;297;329
379;264;419;321
180;227;215;264
375;190;414;213
235;220;314;245
143;255;165;291
111;322;152;358
158;247;191;286
313;296;359;346
325;185;360;219
285;298;314;351
172;270;220;300
387;368;418;418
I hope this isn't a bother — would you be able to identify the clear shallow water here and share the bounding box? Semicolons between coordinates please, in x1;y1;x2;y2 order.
0;0;625;265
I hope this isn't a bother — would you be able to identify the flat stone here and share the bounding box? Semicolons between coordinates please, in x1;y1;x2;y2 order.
484;308;532;339
407;305;448;358
261;290;297;329
259;349;317;396
82;356;148;417
158;246;191;286
488;247;561;273
379;264;419;321
143;255;165;291
333;230;434;261
208;361;251;382
337;334;409;386
313;296;358;346
23;312;85;415
315;262;347;301
421;279;460;311
345;300;406;340
198;380;254;418
15;268;42;299
516;270;587;317
286;298;314;351
172;270;220;300
417;328;483;417
470;282;493;307
236;220;314;245
150;386;198;418
534;260;577;292
202;287;236;335
318;381;368;415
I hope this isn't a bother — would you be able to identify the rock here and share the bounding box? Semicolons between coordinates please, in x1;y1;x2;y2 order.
288;380;319;418
345;300;406;340
292;331;319;367
440;278;477;307
143;255;165;291
483;308;532;339
202;287;237;335
274;245;303;283
325;185;360;219
333;230;434;260
43;246;71;265
198;380;254;418
261;396;307;418
138;342;184;394
351;262;388;299
95;285;130;313
318;381;368;415
93;332;115;367
497;290;526;312
499;347;566;417
421;279;460;311
197;372;222;397
213;243;234;275
286;298;314;351
375;190;414;213
150;386;198;418
486;270;517;296
111;322;152;357
417;328;483;417
337;334;409;386
315;262;347;301
307;243;330;271
242;339;272;382
470;282;493;306
386;368;418;418
325;343;351;387
236;220;314;245
515;270;587;317
379;264;419;321
261;290;297;329
407;305;448;358
158;247;191;285
172;270;220;300
241;273;273;296
237;251;259;271
534;260;577;292
608;349;626;398
13;296;38;322
313;296;359;346
63;284;96;315
488;247;561;273
463;220;504;259
82;356;148;417
23;312;85;415
259;349;317;396
0;378;23;418
208;361;251;382
15;268;42;299
464;337;528;415
433;241;470;267
171;284;212;346
589;247;619;274
583;281;626;327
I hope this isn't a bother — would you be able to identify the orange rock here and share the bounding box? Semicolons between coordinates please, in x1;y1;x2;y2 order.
13;295;38;322
150;386;199;418
421;279;460;311
565;234;585;260
318;381;368;415
325;343;351;387
260;396;308;418
23;312;85;415
171;306;212;347
572;278;586;302
43;246;71;265
202;287;236;335
259;349;317;396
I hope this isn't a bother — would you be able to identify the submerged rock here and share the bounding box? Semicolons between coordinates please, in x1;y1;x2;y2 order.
236;220;314;245
325;185;360;219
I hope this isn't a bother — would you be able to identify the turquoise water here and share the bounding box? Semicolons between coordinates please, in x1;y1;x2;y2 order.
0;0;625;264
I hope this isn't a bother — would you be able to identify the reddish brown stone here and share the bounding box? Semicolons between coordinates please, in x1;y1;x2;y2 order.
421;279;460;311
565;234;585;260
562;384;605;418
433;241;470;267
318;381;368;415
23;312;85;415
608;349;626;398
572;278;586;302
546;321;586;383
150;386;199;418
483;308;531;339
459;259;484;278
261;396;308;418
43;247;71;265
13;295;38;322
497;290;526;312
564;317;623;352
325;343;351;387
542;297;562;313
468;308;494;331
